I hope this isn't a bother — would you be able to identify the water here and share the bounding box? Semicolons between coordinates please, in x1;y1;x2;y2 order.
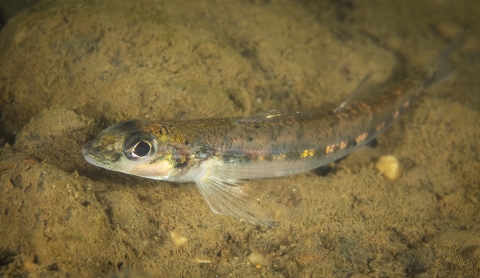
0;0;479;277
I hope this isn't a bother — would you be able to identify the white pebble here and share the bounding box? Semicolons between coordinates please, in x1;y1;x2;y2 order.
375;155;402;180
248;252;269;268
170;232;188;247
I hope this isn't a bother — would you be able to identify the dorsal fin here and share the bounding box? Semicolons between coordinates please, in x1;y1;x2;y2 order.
236;109;325;125
171;95;237;121
334;73;372;113
238;110;294;122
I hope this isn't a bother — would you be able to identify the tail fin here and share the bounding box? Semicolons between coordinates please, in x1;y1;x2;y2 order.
422;34;466;88
333;35;466;115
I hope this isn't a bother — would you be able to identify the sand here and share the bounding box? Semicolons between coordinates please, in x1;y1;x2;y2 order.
0;0;479;277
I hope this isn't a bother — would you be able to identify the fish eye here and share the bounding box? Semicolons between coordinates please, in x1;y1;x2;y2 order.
133;141;151;157
124;132;157;161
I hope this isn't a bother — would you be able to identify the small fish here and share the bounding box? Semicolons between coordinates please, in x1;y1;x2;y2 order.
82;42;458;225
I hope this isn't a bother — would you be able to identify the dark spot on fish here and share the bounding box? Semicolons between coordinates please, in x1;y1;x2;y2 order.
81;201;91;207
242;155;252;163
110;152;122;163
174;161;188;169
184;139;189;145
148;157;157;164
174;153;190;169
247;137;253;142
366;138;378;148
296;129;303;141
221;155;230;164
158;125;170;135
265;155;274;162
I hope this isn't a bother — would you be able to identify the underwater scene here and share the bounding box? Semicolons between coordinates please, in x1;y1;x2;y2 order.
0;0;479;277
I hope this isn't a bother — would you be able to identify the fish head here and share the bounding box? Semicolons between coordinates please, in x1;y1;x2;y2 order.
82;119;175;179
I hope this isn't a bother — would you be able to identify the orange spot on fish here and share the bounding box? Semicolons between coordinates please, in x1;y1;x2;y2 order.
300;149;315;158
336;112;348;120
393;110;399;119
376;122;385;131
414;87;423;96
273;153;286;160
339;141;347;150
356;132;368;143
326;145;335;154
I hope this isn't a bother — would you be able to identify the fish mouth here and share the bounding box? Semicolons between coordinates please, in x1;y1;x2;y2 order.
81;141;97;162
81;141;112;169
81;141;93;156
83;154;103;167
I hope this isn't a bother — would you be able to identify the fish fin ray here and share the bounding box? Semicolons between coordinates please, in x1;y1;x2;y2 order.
333;73;372;113
181;100;235;120
194;162;302;226
236;109;323;124
195;177;284;226
421;34;467;88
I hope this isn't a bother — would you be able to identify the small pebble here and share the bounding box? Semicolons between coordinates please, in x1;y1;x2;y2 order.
170;232;188;247
375;155;402;180
248;252;269;267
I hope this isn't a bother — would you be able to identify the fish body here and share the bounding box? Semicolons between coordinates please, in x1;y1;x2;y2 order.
82;44;456;225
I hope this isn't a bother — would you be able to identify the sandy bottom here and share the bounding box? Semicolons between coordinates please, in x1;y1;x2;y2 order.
0;0;479;277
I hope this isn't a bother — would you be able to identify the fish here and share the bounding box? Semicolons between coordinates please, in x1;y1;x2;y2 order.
82;41;459;226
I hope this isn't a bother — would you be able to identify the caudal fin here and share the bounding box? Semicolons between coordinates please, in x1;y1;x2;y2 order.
422;34;467;88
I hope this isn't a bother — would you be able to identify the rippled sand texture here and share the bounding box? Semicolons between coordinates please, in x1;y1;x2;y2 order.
0;0;479;277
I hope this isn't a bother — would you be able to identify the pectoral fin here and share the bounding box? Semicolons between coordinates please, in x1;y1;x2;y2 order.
193;160;299;226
